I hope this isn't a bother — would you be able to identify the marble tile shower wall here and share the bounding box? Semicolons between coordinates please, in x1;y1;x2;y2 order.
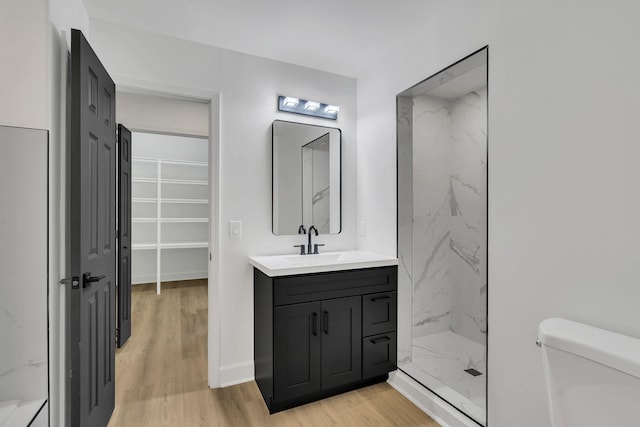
410;89;487;346
397;96;415;365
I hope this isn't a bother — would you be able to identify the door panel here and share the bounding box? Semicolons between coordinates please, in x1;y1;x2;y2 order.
68;28;116;427
321;296;362;389
117;124;132;346
274;302;321;401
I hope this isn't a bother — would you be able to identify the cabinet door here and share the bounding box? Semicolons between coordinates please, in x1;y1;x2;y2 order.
321;296;362;389
274;302;321;401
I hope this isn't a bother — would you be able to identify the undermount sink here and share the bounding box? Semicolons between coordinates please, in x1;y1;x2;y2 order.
249;250;398;277
284;253;342;266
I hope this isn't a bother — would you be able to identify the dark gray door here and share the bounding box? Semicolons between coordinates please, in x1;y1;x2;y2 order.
117;124;132;347
321;296;362;389
67;28;116;427
274;302;321;401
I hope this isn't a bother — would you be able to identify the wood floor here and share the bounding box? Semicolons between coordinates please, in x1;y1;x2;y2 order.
109;279;439;427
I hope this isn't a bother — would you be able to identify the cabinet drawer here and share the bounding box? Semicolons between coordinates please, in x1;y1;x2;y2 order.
362;332;397;379
362;291;397;336
274;266;397;306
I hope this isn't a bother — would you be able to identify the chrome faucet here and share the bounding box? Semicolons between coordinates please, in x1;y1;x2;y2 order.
307;225;318;255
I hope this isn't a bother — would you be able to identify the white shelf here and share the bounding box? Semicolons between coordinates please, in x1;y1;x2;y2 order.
164;198;208;204
162;242;208;249
162;218;208;223
132;197;208;204
132;177;207;185
132;177;157;183
133;217;208;223
133;157;207;167
133;242;208;250
132;197;157;203
162;178;208;186
131;154;209;294
132;243;156;250
132;217;157;223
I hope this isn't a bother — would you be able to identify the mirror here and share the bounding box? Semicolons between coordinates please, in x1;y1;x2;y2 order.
272;120;341;235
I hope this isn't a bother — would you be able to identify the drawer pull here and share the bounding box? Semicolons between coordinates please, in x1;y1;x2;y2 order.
323;311;329;334
370;295;390;302
312;312;318;336
371;336;391;344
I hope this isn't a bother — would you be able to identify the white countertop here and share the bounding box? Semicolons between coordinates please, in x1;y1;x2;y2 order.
248;250;398;277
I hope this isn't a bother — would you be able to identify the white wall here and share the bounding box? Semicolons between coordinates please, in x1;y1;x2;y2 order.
0;0;48;129
358;1;640;426
116;92;209;137
89;19;358;384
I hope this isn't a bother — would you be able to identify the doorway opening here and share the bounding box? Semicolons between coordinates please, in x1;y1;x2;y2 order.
112;90;219;423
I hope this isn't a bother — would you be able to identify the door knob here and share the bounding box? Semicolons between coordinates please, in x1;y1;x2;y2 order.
83;272;105;288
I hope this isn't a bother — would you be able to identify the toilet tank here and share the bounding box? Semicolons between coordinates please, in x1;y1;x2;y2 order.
538;318;640;427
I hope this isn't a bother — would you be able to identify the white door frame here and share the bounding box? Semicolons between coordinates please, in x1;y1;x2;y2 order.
114;76;222;388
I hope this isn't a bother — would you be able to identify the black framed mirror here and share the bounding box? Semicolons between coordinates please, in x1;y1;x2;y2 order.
272;120;341;235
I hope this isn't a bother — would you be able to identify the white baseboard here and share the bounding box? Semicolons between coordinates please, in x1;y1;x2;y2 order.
388;371;479;427
132;273;156;284
132;270;207;285
219;360;254;388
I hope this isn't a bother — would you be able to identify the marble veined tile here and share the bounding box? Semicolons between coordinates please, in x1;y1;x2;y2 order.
449;215;486;345
449;90;486;218
412;215;451;338
413;95;451;216
0;296;47;403
401;331;487;425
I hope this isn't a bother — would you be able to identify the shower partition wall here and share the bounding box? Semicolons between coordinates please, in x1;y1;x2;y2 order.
397;47;488;426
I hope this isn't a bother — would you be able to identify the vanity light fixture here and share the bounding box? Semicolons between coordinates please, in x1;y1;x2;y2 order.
282;97;299;107
304;101;320;111
324;105;340;115
277;95;339;120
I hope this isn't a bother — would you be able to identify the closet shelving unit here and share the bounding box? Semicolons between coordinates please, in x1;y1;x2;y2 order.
132;157;208;294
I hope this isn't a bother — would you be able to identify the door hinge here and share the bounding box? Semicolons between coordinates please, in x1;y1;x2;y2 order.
59;276;80;290
115;328;119;344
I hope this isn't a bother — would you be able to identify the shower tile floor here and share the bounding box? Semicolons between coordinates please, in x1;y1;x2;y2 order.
400;331;486;426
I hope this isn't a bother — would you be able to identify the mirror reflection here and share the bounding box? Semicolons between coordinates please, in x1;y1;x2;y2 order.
272;120;341;235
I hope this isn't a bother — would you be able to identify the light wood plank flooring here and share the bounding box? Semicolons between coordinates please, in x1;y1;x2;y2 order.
109;279;439;426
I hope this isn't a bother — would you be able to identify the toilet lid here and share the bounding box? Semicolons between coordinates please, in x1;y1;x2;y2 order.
538;317;640;380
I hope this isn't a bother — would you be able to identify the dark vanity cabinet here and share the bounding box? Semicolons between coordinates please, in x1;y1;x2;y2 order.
254;266;397;413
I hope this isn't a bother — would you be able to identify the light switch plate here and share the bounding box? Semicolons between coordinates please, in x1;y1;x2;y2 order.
359;221;366;237
229;220;242;239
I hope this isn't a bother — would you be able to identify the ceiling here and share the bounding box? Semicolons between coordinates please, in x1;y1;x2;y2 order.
81;0;436;78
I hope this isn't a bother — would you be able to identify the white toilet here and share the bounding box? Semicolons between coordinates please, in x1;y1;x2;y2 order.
538;318;640;427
